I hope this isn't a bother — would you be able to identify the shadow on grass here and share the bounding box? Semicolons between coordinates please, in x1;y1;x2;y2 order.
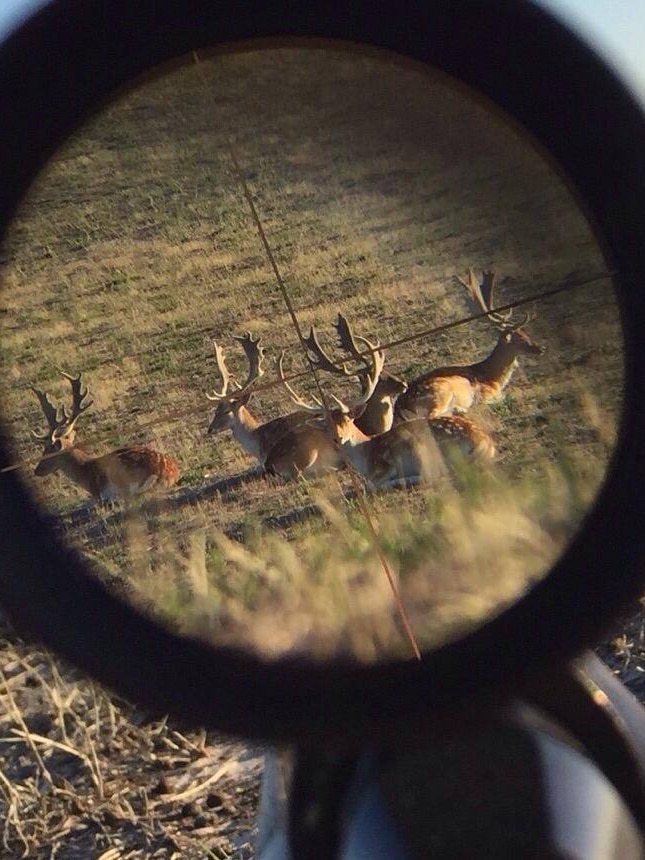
46;465;335;549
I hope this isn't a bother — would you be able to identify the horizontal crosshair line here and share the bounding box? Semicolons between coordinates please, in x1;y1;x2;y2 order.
210;269;614;397
0;270;613;372
0;269;614;476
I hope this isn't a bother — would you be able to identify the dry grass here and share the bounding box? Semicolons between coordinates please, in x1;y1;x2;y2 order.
0;44;632;856
0;47;623;656
0;617;261;858
63;438;604;664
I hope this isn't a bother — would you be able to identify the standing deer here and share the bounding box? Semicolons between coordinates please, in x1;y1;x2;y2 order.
30;371;179;503
395;269;543;420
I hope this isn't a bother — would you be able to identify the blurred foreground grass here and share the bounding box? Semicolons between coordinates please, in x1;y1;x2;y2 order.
71;429;611;664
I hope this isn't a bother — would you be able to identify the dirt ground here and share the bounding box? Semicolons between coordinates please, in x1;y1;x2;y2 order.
0;614;262;859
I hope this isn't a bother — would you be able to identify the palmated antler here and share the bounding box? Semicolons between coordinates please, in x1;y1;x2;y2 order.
206;332;265;402
331;340;385;413
334;312;375;359
30;385;62;441
334;312;386;395
233;331;266;393
303;326;351;377
206;341;233;401
58;370;93;434
30;370;93;442
457;268;531;331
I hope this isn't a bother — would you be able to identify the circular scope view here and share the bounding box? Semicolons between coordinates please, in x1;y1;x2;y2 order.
0;44;622;662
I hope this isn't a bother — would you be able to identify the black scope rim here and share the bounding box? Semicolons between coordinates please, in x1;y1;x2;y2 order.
0;0;644;742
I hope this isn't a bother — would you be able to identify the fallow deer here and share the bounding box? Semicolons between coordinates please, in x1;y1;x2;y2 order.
264;339;386;480
427;415;496;461
332;312;495;467
395;269;543;420
274;324;496;486
323;409;495;489
334;412;450;489
206;329;351;471
274;346;454;488
206;321;399;477
30;371;179;503
333;313;407;436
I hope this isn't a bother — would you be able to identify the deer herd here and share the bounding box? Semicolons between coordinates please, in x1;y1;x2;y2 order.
28;270;543;505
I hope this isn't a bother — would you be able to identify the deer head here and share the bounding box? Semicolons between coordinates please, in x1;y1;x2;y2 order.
457;269;543;356
206;332;266;434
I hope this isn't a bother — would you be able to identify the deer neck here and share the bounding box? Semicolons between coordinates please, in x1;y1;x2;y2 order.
470;338;519;389
230;405;263;459
356;394;395;435
57;447;103;497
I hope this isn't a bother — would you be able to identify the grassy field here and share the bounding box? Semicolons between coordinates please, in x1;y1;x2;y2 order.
0;43;628;857
0;45;622;663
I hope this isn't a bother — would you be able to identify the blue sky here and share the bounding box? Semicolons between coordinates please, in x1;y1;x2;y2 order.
0;0;643;104
534;0;645;104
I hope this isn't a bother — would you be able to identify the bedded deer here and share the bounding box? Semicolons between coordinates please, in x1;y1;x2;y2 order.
30;371;179;503
330;315;494;461
273;324;496;486
395;269;543;420
333;313;407;436
331;312;495;465
265;337;387;480
273;360;448;488
206;330;348;471
423;415;495;461
206;319;404;477
334;406;496;487
329;411;495;488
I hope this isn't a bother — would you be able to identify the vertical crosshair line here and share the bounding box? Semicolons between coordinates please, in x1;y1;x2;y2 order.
226;140;422;661
187;42;421;660
191;49;421;659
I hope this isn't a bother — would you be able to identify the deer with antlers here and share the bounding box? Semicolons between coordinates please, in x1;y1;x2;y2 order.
274;335;468;487
273;358;450;488
271;313;496;484
30;371;179;503
206;320;405;479
265;334;388;480
333;313;407;436
331;311;496;465
395;269;543;421
206;330;343;475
